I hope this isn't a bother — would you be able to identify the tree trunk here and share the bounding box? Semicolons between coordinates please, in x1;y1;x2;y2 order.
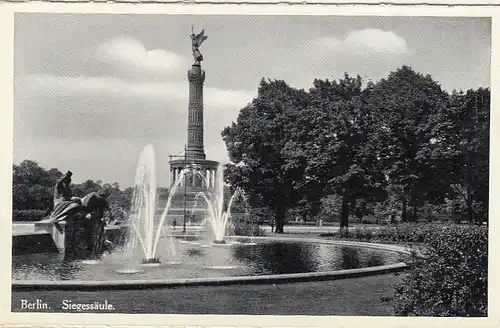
465;150;474;224
466;184;474;224
401;197;407;223
274;206;285;233
410;190;418;222
340;194;350;229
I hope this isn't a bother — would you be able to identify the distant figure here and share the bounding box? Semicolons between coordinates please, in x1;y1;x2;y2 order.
173;218;177;230
81;188;114;257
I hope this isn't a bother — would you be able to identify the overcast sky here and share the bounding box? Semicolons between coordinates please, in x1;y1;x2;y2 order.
13;14;491;188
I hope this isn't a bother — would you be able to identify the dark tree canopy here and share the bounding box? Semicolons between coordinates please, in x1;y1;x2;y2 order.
366;66;451;222
222;79;310;232
222;66;489;230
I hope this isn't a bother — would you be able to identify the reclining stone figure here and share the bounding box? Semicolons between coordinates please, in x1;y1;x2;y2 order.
49;170;90;261
41;171;115;261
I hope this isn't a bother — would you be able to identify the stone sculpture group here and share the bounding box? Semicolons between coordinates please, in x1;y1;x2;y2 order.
43;170;115;261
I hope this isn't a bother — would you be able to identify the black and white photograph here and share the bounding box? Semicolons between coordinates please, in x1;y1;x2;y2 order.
2;3;494;323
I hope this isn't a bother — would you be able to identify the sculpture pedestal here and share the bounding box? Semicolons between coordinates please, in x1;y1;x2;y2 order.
34;221;66;252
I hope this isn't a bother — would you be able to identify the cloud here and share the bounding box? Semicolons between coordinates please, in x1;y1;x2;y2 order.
310;28;410;57
23;74;254;112
280;28;412;89
344;29;409;55
96;36;189;80
16;32;255;144
16;73;254;143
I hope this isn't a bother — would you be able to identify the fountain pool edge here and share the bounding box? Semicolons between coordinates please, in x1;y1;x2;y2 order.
12;237;412;291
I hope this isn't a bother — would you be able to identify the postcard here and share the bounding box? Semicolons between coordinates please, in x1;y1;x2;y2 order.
0;2;498;328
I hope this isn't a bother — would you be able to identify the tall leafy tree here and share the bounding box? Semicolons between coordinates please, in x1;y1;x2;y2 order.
285;74;385;228
12;161;62;210
434;88;490;224
221;79;310;233
367;66;450;222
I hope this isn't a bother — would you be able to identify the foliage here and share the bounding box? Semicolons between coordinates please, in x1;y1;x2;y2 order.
12;209;48;221
330;222;440;243
12;160;62;211
287;74;386;228
233;220;266;237
221;79;310;233
434;88;490;224
394;225;488;316
12;160;134;221
367;66;451;222
222;66;489;230
329;222;488;316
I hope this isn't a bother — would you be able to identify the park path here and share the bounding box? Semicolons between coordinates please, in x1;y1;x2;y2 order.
12;272;406;315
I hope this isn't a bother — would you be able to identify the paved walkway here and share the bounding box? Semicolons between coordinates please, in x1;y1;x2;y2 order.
12;272;406;315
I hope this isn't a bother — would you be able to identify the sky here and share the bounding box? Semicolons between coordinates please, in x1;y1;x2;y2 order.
13;14;491;188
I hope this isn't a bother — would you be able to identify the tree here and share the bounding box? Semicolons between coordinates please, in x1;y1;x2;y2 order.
434;88;490;224
12;160;134;221
285;74;385;229
13;160;48;185
367;66;450;222
12;161;62;211
72;179;103;197
111;186;134;213
222;79;310;233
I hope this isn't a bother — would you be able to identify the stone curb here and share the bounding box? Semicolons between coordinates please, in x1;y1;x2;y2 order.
12;262;408;291
12;236;410;291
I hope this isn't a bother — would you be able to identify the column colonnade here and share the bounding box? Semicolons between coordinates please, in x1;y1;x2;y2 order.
171;167;217;189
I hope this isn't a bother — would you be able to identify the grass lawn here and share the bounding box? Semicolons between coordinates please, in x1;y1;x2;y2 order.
12;272;406;315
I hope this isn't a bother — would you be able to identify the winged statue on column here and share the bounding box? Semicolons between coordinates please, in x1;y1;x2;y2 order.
191;28;208;64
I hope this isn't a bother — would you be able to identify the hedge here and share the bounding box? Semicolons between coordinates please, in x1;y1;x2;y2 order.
331;223;442;243
13;209;48;221
394;224;487;316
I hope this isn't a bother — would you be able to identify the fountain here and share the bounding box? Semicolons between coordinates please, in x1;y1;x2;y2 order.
119;145;183;268
191;164;246;245
12;145;411;289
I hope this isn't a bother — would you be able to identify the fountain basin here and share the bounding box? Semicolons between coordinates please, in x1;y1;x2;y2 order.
12;237;412;291
13;262;407;291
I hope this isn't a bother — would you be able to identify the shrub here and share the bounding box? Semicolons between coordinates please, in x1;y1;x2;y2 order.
419;203;451;222
12;209;48;221
233;221;266;237
330;223;440;244
394;225;487;316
